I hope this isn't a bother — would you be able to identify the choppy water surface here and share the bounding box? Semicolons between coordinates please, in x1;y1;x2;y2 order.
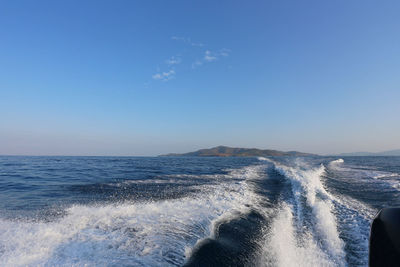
1;156;399;266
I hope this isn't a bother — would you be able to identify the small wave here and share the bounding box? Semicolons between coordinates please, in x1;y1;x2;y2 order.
372;172;399;179
373;173;400;190
329;159;344;168
330;162;400;191
108;178;184;186
331;158;344;164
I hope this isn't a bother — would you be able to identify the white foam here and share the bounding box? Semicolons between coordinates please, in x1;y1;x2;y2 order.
264;159;346;266
263;204;335;267
329;194;374;266
0;164;265;266
370;171;400;190
372;172;399;179
329;158;344;166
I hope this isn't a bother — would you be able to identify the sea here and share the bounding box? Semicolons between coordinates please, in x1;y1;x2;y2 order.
1;155;399;266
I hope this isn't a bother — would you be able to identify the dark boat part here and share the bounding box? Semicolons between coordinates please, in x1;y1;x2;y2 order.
369;207;400;266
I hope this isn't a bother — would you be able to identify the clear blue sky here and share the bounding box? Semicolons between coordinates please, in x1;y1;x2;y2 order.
1;0;399;156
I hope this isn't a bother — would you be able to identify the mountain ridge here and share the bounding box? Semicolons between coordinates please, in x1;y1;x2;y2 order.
160;145;315;157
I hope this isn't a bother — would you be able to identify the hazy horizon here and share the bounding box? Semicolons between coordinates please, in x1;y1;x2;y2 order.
1;0;400;156
1;145;400;157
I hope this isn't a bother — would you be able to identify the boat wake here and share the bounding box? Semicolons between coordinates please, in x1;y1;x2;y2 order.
261;158;373;267
0;164;265;266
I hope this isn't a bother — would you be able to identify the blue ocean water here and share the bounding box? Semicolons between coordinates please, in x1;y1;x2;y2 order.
0;156;399;266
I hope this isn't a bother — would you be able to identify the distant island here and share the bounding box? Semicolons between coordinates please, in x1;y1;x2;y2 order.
160;145;315;157
337;149;400;156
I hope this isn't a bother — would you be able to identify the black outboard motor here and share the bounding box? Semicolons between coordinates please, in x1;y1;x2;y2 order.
370;208;400;266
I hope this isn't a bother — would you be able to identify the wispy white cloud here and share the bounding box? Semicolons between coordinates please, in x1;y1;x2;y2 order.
171;36;188;42
152;69;175;81
219;48;231;57
205;49;231;61
192;49;230;68
171;36;204;47
191;60;203;69
204;50;217;62
165;56;182;66
191;42;204;47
